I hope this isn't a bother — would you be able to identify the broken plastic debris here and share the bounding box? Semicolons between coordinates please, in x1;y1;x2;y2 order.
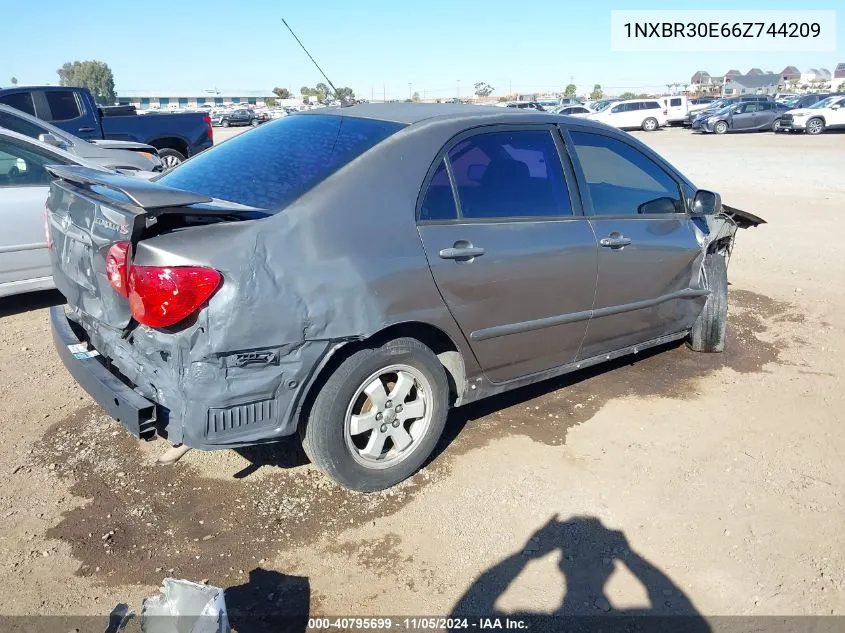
139;578;229;633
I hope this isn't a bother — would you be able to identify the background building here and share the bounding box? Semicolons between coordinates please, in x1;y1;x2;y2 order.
116;89;276;110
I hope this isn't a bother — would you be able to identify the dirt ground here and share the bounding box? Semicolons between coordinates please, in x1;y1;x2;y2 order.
0;126;843;629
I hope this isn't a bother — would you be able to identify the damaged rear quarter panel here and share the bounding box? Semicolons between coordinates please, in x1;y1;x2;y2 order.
127;120;483;447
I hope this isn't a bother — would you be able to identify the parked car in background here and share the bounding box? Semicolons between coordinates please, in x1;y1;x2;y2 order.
0;104;162;172
0;128;158;298
212;108;258;128
0;86;213;168
662;95;689;125
698;101;788;134
689;96;716;106
555;105;592;117
502;101;546;111
776;93;838;116
778;94;845;135
44;104;762;491
587;99;667;131
587;98;621;112
684;95;772;127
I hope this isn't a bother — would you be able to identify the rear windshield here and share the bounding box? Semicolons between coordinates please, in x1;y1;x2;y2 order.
156;114;404;211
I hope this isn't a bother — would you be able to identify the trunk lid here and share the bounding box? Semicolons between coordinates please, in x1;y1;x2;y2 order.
45;165;216;329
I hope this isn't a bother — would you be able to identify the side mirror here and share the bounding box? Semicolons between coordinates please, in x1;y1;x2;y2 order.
38;133;63;147
691;190;721;216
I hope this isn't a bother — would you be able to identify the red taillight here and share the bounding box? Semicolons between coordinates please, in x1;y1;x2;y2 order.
203;115;213;143
128;265;221;329
106;241;132;297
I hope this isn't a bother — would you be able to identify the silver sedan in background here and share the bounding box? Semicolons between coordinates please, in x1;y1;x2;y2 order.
0;104;162;172
0;127;156;298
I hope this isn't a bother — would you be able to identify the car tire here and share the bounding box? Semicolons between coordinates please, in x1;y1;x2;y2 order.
714;121;728;134
301;337;450;492
157;148;186;169
688;253;728;353
772;119;782;132
251;119;259;127
222;119;230;128
642;117;658;131
806;117;824;135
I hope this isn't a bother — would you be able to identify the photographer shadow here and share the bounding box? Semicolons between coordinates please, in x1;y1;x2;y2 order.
450;515;710;633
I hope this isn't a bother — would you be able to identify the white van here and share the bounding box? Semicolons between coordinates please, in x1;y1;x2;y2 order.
587;99;668;131
662;95;689;124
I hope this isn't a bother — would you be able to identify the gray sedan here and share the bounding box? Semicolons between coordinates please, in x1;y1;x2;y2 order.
45;105;763;491
0;104;162;172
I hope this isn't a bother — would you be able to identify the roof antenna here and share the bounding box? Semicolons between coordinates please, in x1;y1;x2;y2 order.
282;18;347;106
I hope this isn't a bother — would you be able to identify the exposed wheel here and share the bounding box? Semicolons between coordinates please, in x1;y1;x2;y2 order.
806;117;824;135
772;119;782;132
157;148;185;169
642;117;658;131
688;254;728;353
250;119;259;127
714;121;728;134
221;119;230;128
301;337;449;492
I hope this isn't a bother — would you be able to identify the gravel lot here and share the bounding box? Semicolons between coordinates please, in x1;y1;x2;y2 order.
0;124;843;627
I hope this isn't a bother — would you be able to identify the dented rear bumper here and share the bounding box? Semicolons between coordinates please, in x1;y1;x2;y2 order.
50;305;333;450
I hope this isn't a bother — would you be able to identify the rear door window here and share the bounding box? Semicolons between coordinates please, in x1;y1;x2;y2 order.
670;98;682;107
0;137;69;187
156;114;405;211
418;159;458;221
44;91;83;121
0;92;36;116
446;129;572;219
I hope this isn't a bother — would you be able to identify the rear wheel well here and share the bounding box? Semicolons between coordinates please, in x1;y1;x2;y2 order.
150;137;189;157
296;323;466;431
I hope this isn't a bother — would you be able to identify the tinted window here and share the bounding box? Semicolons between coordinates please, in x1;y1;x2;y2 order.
611;103;633;113
157;114;404;211
419;159;457;221
0;110;50;139
447;129;571;219
0;137;69;187
0;92;36;116
569;131;683;216
758;102;774;111
670;98;682;107
643;102;660;110
45;91;82;121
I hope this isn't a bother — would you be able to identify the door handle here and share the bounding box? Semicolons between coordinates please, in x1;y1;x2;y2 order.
439;246;485;260
78;127;95;132
600;235;632;248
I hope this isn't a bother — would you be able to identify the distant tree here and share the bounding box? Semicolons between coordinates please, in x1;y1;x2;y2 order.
473;82;494;97
57;60;116;105
564;84;577;97
590;84;603;100
404;98;413;103
619;92;637;100
265;97;277;107
10;77;18;85
273;87;292;99
333;87;355;103
412;91;421;102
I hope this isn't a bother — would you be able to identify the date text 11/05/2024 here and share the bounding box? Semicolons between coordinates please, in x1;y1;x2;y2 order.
307;617;528;630
623;22;821;39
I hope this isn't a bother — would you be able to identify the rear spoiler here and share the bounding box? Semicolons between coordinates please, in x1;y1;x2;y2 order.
46;165;212;209
45;164;266;218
